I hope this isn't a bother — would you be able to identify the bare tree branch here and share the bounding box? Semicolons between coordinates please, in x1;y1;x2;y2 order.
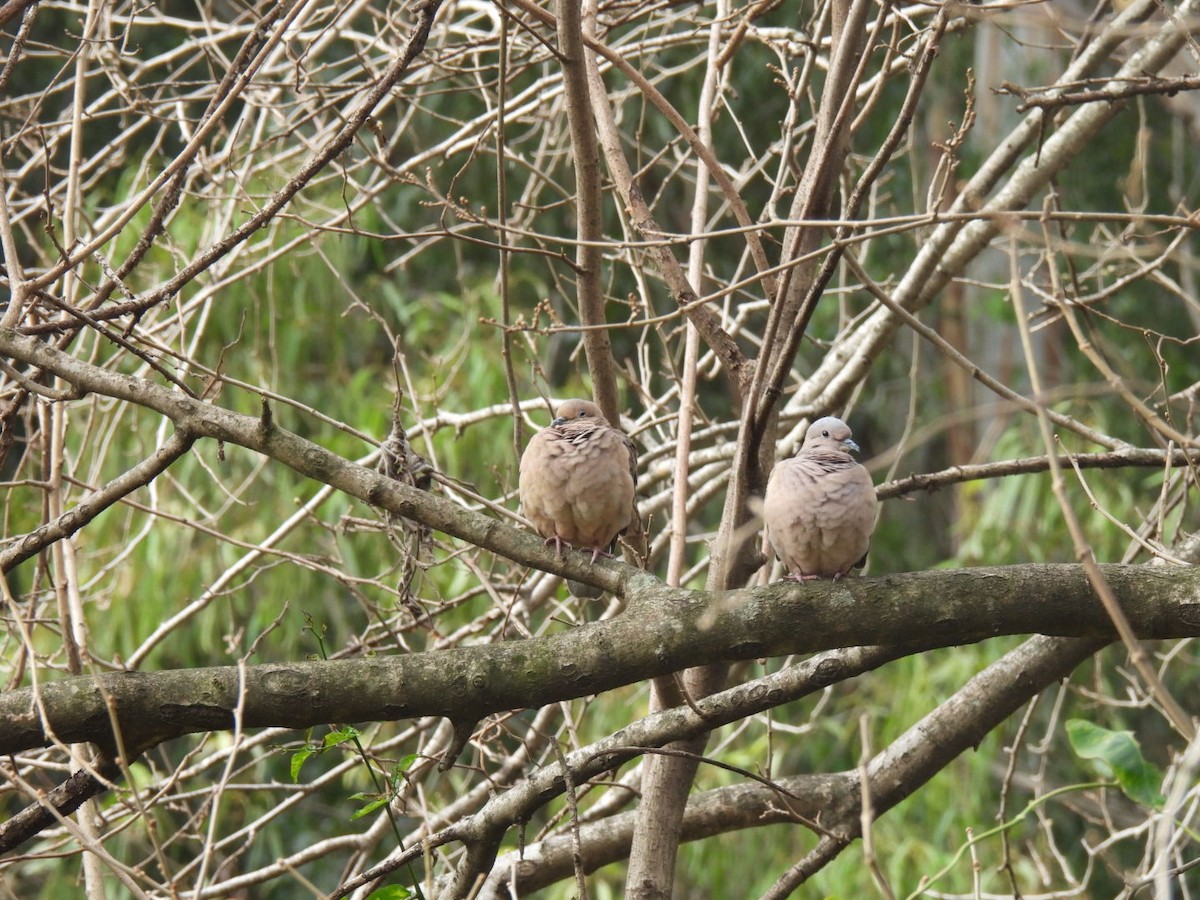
483;635;1107;897
2;2;1197;895
998;74;1200;113
7;564;1194;765
0;428;194;573
877;448;1200;501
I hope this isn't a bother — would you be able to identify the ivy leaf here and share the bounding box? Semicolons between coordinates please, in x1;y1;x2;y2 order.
1066;719;1165;809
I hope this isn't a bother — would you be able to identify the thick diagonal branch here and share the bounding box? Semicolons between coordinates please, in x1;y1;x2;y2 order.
482;635;1106;896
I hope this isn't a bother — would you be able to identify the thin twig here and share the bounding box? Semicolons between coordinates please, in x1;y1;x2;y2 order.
1009;233;1195;741
858;714;896;900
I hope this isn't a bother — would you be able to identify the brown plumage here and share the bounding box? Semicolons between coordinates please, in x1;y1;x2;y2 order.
763;416;877;581
518;399;637;564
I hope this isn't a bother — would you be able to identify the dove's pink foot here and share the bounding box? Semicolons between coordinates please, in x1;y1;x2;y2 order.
783;571;823;583
586;546;616;564
544;536;573;556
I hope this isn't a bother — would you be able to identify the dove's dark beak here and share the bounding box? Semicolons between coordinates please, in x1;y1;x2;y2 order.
843;438;861;454
552;417;567;427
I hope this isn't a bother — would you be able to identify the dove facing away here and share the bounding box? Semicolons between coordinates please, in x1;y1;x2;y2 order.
518;399;637;566
763;416;877;581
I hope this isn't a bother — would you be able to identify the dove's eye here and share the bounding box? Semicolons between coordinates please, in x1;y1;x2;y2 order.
578;410;587;418
821;430;830;437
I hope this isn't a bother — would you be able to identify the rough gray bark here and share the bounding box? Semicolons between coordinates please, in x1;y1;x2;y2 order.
3;564;1197;759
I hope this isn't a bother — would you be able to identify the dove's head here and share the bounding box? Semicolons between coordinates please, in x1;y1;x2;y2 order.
802;416;860;455
552;399;606;427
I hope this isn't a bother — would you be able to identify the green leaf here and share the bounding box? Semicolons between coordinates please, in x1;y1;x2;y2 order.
365;886;413;899
323;725;361;748
1066;719;1166;808
290;748;314;783
396;753;418;772
349;792;391;820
